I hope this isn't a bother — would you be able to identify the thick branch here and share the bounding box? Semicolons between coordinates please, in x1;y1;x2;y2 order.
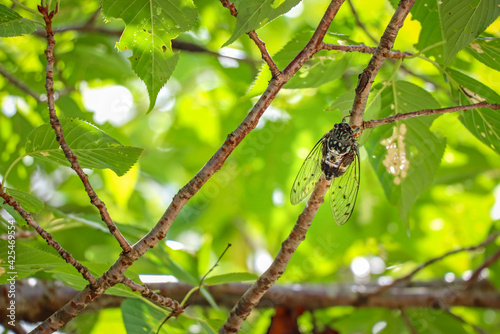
38;4;131;253
321;43;411;59
362;102;500;130
350;0;417;127
221;177;331;333
2;279;500;324
0;186;96;286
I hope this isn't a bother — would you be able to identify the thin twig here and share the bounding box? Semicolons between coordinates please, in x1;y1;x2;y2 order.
372;231;500;296
38;4;131;254
347;0;377;44
0;185;97;286
248;31;281;78
221;177;332;333
121;277;183;312
220;0;281;77
444;309;487;334
466;246;500;289
362;102;500;130
400;308;418;334
33;27;258;65
0;65;42;102
350;0;418;128
321;43;412;58
157;244;232;333
347;0;436;86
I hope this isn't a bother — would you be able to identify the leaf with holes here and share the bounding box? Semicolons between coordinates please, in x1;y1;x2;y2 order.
0;4;37;37
447;68;500;154
365;81;446;223
466;37;500;72
102;0;197;112
25;119;143;176
223;0;302;47
439;0;499;66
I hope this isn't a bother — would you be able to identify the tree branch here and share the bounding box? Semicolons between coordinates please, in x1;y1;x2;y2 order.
0;65;42;102
350;0;417;127
121;277;184;315
362;102;500;130
221;177;331;333
0;185;97;286
3;279;500;324
220;0;280;77
321;43;412;59
347;0;378;44
466;246;500;289
38;4;131;254
372;231;500;296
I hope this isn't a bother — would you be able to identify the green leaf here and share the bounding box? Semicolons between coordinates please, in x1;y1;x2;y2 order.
406;309;470;333
25;119;143;176
0;242;66;284
5;188;44;213
203;272;258;286
365;81;446;222
223;0;302;47
466;37;500;71
411;0;444;60
439;0;500;66
0;4;37;37
121;298;169;334
446;68;500;154
273;31;357;89
102;0;198;112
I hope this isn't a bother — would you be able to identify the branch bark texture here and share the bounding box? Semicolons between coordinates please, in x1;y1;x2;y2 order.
362;102;500;130
350;0;417;127
38;4;131;254
221;177;331;333
2;279;499;324
0;186;96;286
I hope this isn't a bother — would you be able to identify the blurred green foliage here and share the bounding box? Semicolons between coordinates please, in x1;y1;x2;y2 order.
0;0;499;333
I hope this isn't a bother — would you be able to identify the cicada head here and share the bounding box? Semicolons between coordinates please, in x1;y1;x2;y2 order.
327;122;355;154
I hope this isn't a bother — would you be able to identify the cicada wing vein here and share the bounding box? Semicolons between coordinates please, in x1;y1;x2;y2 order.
290;136;325;205
329;148;360;226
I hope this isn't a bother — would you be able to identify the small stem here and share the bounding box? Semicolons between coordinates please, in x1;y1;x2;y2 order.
38;4;132;253
0;185;97;286
0;65;42;102
321;43;412;59
1;154;27;189
466;246;500;289
406;41;446;59
362;102;499;130
11;0;44;17
371;231;500;296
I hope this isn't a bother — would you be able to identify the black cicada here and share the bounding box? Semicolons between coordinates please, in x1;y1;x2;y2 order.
290;120;360;226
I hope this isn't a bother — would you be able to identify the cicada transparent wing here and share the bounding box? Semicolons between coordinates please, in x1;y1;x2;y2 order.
329;148;360;226
290;136;326;205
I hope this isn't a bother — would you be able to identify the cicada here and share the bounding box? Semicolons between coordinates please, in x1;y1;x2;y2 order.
290;120;360;226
